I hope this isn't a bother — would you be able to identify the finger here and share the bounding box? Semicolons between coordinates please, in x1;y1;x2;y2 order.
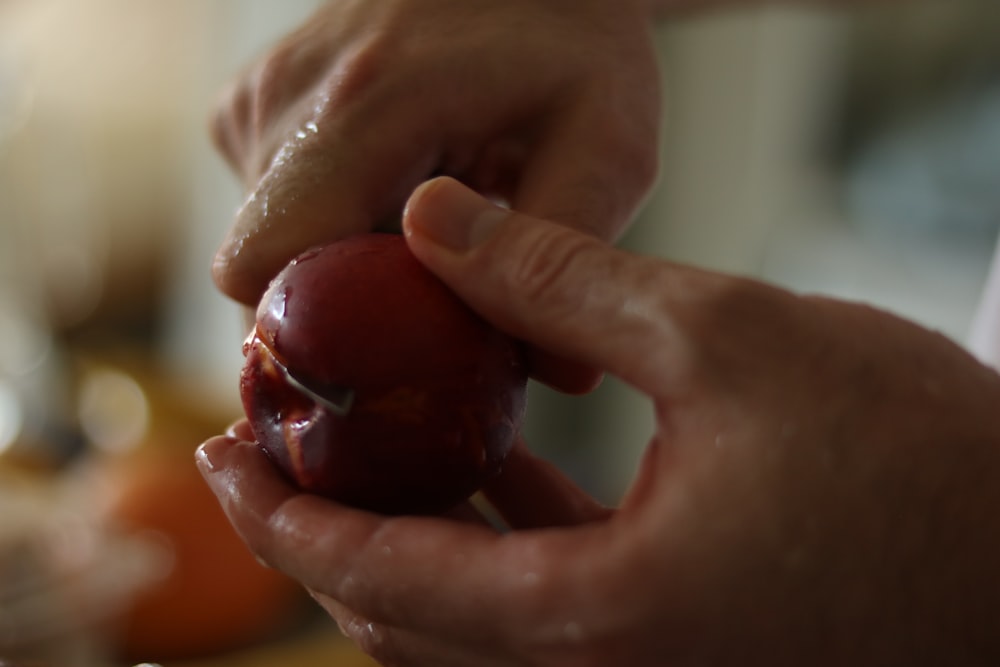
501;93;660;393
482;438;612;529
217;429;603;531
522;350;604;395
209;14;343;185
317;594;516;667
513;94;659;244
195;435;610;647
403;177;705;399
212;99;439;306
220;420;495;527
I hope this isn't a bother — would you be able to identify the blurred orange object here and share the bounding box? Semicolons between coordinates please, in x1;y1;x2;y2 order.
98;446;306;662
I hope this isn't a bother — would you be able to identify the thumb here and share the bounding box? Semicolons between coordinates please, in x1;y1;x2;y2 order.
402;176;694;398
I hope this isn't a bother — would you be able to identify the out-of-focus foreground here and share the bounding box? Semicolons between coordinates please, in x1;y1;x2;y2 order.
0;1;998;665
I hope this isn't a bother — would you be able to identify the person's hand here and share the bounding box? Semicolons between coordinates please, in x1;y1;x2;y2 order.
197;178;1000;666
210;0;661;309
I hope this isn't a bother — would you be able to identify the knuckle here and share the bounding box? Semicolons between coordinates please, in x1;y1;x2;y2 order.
313;34;390;122
505;226;598;315
209;82;250;158
250;44;298;132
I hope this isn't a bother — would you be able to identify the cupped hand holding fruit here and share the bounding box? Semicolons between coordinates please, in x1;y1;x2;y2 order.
199;177;1000;666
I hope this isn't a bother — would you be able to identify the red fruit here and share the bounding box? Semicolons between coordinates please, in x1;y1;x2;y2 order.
240;234;527;514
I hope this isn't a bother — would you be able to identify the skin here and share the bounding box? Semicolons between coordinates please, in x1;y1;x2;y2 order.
204;0;999;663
210;0;661;307
208;0;887;385
208;0;890;385
200;178;1000;666
210;0;664;392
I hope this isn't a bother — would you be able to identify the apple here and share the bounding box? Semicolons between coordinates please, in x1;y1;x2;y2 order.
240;233;527;514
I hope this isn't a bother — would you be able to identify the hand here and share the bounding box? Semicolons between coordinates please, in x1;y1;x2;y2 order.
198;178;1000;665
210;0;661;309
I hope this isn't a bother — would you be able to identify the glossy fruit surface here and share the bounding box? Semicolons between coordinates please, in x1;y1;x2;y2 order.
240;234;527;514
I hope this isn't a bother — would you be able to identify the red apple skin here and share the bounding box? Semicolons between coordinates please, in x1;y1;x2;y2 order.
240;234;527;514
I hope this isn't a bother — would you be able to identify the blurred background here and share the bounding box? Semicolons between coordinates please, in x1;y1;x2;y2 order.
0;0;998;665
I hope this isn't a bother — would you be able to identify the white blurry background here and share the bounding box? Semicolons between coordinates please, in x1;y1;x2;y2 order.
0;0;999;513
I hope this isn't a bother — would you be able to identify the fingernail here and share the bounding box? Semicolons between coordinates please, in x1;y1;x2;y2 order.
195;437;233;475
405;177;509;251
